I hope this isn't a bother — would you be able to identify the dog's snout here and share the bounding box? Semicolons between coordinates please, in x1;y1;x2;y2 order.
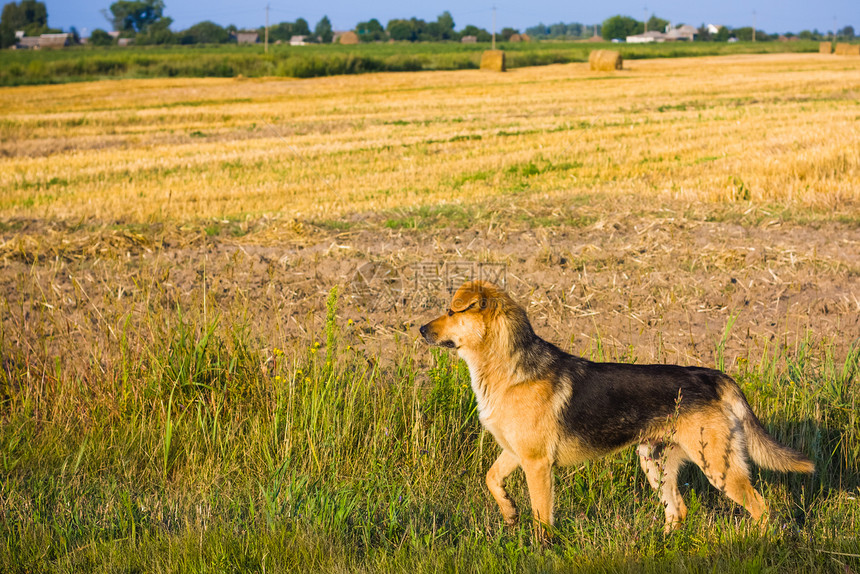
419;324;428;338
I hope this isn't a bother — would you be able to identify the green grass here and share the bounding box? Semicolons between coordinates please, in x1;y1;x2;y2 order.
0;40;823;86
0;280;857;573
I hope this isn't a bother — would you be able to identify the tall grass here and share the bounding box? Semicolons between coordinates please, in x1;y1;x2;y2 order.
0;40;822;86
0;282;857;572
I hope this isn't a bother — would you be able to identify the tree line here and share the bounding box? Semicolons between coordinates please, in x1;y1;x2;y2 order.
1;0;856;50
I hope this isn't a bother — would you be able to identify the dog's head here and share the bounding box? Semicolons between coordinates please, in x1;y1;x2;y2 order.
419;280;504;351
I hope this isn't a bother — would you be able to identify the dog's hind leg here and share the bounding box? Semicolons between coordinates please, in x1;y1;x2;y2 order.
486;449;521;526
638;443;689;533
678;414;769;528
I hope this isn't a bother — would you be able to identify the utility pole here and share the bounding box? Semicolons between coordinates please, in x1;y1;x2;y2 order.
833;16;837;41
492;5;496;50
752;10;756;42
644;7;648;33
265;4;269;54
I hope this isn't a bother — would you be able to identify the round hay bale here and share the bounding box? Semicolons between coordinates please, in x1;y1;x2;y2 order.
508;33;522;43
481;50;506;72
339;31;359;45
589;50;622;71
819;41;832;54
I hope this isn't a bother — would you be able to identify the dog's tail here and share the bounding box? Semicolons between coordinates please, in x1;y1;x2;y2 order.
721;377;815;474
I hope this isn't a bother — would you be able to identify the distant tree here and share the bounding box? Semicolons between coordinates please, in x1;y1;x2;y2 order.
293;18;310;37
422;21;443;41
549;22;567;37
314;15;332;43
387;18;424;42
356;18;384;42
105;0;165;34
460;24;490;42
268;18;310;42
0;0;48;48
838;25;855;39
134;16;174;43
178;20;228;44
697;24;712;41
732;26;770;41
435;11;455;40
89;27;114;45
646;14;669;33
500;27;519;41
268;21;294;42
524;23;547;37
714;26;730;41
601;15;643;40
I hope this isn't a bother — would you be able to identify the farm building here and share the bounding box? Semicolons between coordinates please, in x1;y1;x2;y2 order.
39;33;71;48
665;25;697;41
117;38;133;47
12;36;40;49
290;35;308;46
627;31;666;43
461;35;477;43
236;32;259;44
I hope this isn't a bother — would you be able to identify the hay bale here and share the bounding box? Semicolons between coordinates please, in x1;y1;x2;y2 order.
589;50;622;71
481;50;506;72
508;33;522;43
834;43;859;56
339;31;359;45
819;42;832;54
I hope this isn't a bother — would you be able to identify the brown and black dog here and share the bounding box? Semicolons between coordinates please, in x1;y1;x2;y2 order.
420;280;814;540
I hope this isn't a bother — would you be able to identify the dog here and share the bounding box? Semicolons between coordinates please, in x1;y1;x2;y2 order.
419;280;814;540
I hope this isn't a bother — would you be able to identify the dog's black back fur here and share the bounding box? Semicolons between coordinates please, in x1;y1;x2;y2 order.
512;332;724;451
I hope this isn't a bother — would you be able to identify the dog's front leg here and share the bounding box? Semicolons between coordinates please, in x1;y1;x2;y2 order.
486;449;520;526
521;456;554;543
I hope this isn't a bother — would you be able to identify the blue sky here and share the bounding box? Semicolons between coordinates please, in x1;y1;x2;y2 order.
46;0;854;36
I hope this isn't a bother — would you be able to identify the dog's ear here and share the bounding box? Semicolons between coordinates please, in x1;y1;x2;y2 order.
450;281;497;312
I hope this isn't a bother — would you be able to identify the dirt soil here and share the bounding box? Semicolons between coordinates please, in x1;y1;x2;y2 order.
2;207;858;379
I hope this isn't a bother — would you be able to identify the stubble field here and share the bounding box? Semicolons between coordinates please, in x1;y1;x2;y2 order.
1;53;859;572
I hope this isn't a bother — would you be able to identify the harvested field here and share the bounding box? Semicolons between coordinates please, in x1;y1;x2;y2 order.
1;53;859;571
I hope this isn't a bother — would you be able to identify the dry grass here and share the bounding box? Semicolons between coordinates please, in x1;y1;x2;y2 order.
0;53;858;224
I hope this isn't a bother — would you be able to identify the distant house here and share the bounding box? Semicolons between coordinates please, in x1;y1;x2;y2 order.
461;35;477;43
13;36;40;49
665;25;697;41
117;38;133;47
706;24;723;35
236;32;259;44
627;30;666;43
289;35;308;46
40;33;71;48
